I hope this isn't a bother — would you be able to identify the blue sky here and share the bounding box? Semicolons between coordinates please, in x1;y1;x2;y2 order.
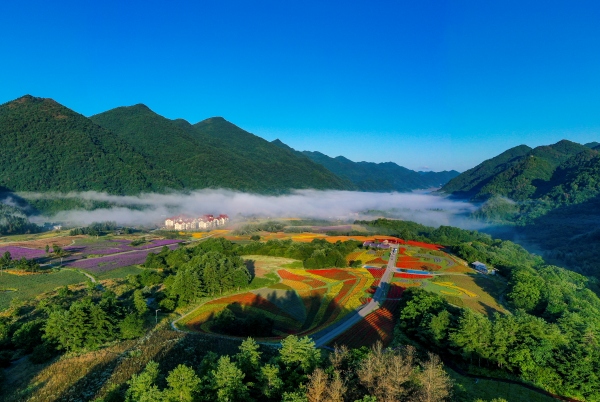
1;1;600;172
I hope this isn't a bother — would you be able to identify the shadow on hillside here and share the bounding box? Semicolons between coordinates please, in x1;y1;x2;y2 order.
244;259;256;280
38;280;402;401
469;273;506;317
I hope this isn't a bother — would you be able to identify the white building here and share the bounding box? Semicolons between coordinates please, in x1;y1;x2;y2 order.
165;214;229;231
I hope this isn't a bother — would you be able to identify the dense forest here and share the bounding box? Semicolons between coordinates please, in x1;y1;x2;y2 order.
0;203;40;235
0;96;180;196
90;104;352;194
439;140;600;278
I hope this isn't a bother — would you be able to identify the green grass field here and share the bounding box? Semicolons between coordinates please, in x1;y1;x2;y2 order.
96;265;145;280
449;369;556;402
0;270;88;310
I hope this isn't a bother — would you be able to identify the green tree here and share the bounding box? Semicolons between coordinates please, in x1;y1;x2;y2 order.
279;335;321;373
210;355;249;402
236;337;261;377
164;364;201;402
449;309;492;366
125;360;162;402
120;314;145;339
133;289;149;315
258;363;283;399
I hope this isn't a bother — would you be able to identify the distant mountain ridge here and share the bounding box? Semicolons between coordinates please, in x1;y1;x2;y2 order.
91;105;352;193
441;140;595;202
271;139;459;192
0;95;180;195
1;94;458;203
442;139;600;277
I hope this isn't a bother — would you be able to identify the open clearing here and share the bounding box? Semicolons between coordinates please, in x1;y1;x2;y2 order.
0;270;89;310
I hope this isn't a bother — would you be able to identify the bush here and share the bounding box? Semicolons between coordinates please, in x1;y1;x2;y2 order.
30;342;58;364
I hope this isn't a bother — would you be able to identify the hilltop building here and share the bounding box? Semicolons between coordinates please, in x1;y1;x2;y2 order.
165;214;229;231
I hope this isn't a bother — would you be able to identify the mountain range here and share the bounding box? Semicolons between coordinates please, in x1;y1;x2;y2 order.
272;140;459;192
0;95;458;209
442;139;600;277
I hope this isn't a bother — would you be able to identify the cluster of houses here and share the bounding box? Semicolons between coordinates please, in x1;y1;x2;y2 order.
164;214;229;231
362;238;402;249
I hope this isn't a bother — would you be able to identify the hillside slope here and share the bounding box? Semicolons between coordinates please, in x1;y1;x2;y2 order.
272;139;459;192
445;139;600;277
91;108;353;193
0;96;180;195
441;140;590;201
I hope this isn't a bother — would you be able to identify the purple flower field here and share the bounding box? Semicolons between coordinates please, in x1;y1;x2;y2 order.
64;239;183;256
0;246;47;260
65;243;180;273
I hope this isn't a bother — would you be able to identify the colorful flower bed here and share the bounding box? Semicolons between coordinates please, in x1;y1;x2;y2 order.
405;240;442;250
0;246;46;260
366;257;387;264
277;269;310;282
307;269;354;281
393;272;433;279
395;261;442;271
366;267;385;278
304;278;326;288
281;279;311;291
329;295;400;348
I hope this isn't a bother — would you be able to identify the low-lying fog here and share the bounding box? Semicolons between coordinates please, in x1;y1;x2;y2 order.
19;189;485;230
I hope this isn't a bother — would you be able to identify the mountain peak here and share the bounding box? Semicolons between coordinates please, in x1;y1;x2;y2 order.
198;116;227;124
5;95;58;108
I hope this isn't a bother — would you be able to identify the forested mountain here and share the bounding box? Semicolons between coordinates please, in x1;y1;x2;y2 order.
0;96;180;195
91;107;353;193
441;140;590;201
443;139;600;277
272;139;459;192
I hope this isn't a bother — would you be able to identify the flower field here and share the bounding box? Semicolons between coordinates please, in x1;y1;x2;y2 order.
183;266;374;339
0;246;47;259
346;249;387;265
65;244;180;273
329;284;404;348
394;272;434;279
64;239;183;256
180;241;493;343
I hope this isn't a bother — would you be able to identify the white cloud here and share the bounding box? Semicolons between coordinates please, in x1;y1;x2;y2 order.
21;189;484;229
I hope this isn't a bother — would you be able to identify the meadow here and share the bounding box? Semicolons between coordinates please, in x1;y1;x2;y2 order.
0;270;88;310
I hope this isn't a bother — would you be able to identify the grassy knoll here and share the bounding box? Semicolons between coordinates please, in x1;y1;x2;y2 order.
0;270;88;310
449;368;556;402
96;265;144;280
426;274;508;316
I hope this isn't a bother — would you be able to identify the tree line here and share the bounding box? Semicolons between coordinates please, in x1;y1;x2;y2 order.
123;336;451;402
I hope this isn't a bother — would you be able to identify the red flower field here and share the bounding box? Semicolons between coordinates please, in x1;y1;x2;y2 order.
394;272;434;279
366;267;385;278
277;270;309;281
307;269;354;281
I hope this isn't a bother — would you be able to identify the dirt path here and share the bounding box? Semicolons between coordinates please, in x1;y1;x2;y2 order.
312;245;399;348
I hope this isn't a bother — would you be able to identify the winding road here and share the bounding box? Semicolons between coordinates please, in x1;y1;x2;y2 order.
312;245;399;348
